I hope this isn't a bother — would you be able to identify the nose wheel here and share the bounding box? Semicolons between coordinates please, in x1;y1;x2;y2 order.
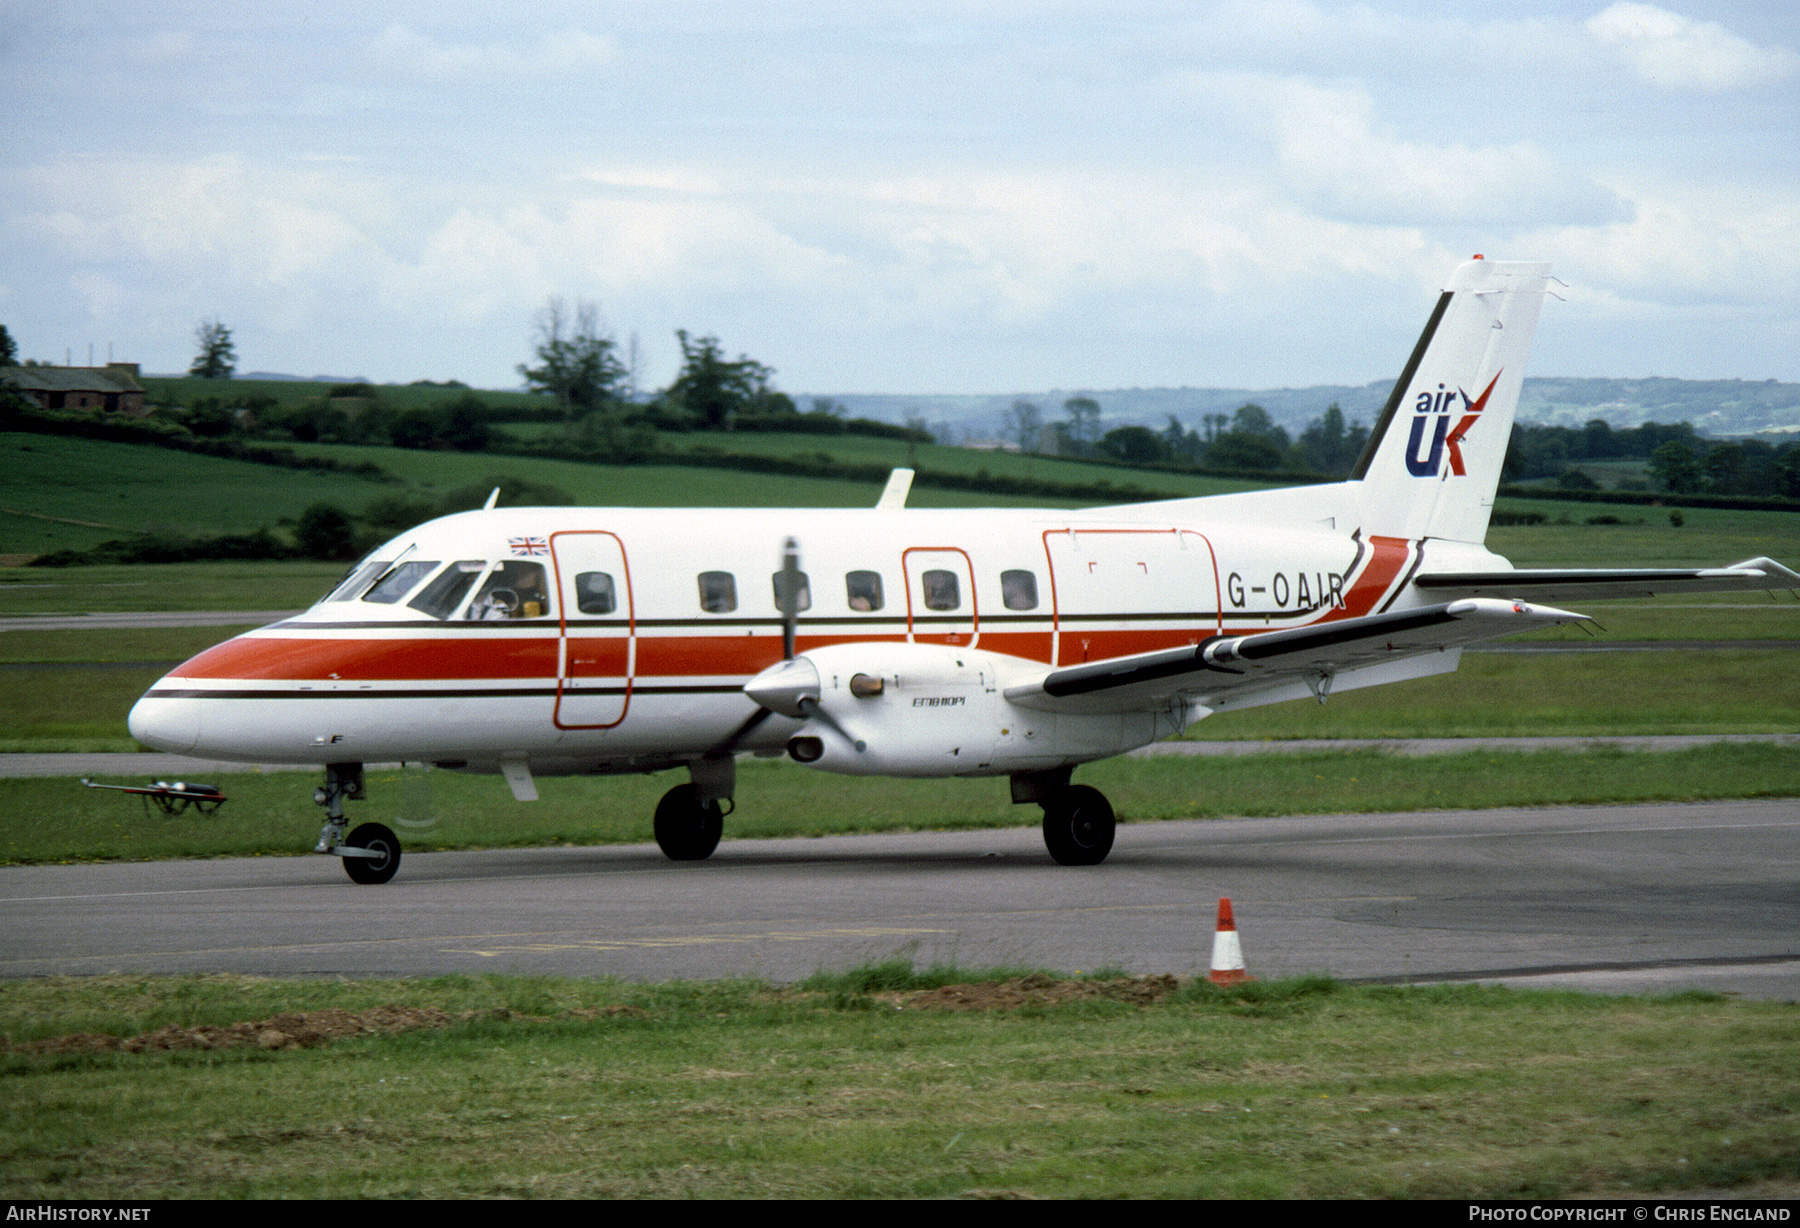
340;822;402;884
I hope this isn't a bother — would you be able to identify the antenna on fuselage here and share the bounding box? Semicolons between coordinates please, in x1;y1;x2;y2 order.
876;468;914;510
482;487;501;511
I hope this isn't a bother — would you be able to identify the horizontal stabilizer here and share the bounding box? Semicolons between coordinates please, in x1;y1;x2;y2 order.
1006;598;1585;714
1414;556;1800;604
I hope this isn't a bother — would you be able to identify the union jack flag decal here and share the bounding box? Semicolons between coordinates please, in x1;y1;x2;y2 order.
509;536;549;557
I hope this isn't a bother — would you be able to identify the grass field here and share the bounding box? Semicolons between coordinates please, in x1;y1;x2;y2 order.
498;422;1270;496
1;970;1794;1199
7;428;1797;562
0;432;390;555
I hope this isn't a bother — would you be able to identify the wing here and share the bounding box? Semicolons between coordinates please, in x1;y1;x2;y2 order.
1413;556;1800;604
1004;597;1584;715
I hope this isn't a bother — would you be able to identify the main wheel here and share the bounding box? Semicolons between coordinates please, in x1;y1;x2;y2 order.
1042;785;1115;866
342;822;401;884
654;784;724;861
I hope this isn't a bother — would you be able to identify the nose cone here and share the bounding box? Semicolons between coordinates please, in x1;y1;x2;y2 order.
128;693;201;753
743;656;820;719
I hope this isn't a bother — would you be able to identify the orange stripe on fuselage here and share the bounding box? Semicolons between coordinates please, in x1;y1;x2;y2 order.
171;634;557;681
1312;535;1411;624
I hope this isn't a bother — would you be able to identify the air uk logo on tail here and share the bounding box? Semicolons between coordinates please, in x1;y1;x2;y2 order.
1404;371;1502;477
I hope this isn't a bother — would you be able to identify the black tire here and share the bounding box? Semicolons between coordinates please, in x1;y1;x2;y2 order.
654;784;724;861
1041;785;1115;866
342;822;402;884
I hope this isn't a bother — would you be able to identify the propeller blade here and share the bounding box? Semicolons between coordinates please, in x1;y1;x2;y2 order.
709;704;775;756
778;536;802;660
798;696;865;753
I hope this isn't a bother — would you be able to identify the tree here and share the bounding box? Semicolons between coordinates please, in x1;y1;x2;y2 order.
1229;402;1288;449
1100;425;1171;465
519;299;625;429
294;503;357;561
1062;397;1101;456
1649;440;1702;494
1293;403;1366;476
1004;399;1043;452
665;331;783;431
189;319;236;379
0;325;17;366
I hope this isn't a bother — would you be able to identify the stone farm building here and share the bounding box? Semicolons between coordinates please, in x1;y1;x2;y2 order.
2;363;146;414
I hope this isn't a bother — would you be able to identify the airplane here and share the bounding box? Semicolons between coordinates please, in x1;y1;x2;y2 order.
127;257;1800;882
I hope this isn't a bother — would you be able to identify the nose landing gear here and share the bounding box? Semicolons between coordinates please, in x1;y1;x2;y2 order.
312;762;403;884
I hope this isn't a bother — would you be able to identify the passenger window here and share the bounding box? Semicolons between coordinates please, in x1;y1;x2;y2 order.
575;571;617;615
921;569;960;611
772;569;812;614
698;571;738;613
408;561;485;620
1000;569;1039;611
466;561;553;620
845;570;884;612
362;561;440;605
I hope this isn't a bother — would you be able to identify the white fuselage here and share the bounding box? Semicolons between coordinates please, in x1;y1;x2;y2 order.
128;487;1506;778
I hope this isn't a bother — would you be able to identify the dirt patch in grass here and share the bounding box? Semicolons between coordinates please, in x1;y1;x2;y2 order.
3;978;1178;1055
4;1004;477;1055
898;972;1180;1012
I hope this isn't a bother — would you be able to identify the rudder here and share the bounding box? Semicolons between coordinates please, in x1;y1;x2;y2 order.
1352;259;1552;544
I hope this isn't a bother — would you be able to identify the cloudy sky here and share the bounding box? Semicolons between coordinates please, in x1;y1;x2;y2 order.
5;1;1795;397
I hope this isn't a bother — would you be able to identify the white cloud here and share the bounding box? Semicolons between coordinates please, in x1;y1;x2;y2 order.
1524;175;1800;306
369;23;618;79
1587;2;1798;91
1252;77;1626;228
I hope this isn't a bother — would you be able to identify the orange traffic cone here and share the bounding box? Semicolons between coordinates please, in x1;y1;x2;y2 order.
1208;897;1251;985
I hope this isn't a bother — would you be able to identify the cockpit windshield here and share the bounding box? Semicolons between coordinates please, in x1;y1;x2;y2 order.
362;561;440;605
322;558;390;604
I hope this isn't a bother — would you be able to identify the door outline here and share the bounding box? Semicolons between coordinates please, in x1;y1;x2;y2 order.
550;530;635;730
901;546;978;647
1042;528;1221;666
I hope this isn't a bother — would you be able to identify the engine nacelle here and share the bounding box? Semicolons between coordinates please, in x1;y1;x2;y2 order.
750;641;1177;777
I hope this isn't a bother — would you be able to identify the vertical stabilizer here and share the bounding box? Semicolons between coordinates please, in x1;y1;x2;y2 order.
1352;259;1551;543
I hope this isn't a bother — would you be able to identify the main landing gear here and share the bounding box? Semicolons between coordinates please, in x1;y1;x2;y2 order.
652;755;735;862
653;784;725;860
313;762;402;885
1013;769;1117;866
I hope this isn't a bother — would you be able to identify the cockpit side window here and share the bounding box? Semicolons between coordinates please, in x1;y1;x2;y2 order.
362;561;440;605
845;570;884;612
698;571;737;613
466;561;553;620
408;561;487;620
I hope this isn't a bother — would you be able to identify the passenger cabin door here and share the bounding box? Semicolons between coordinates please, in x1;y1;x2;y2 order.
550;531;634;729
902;547;978;647
1043;528;1220;665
